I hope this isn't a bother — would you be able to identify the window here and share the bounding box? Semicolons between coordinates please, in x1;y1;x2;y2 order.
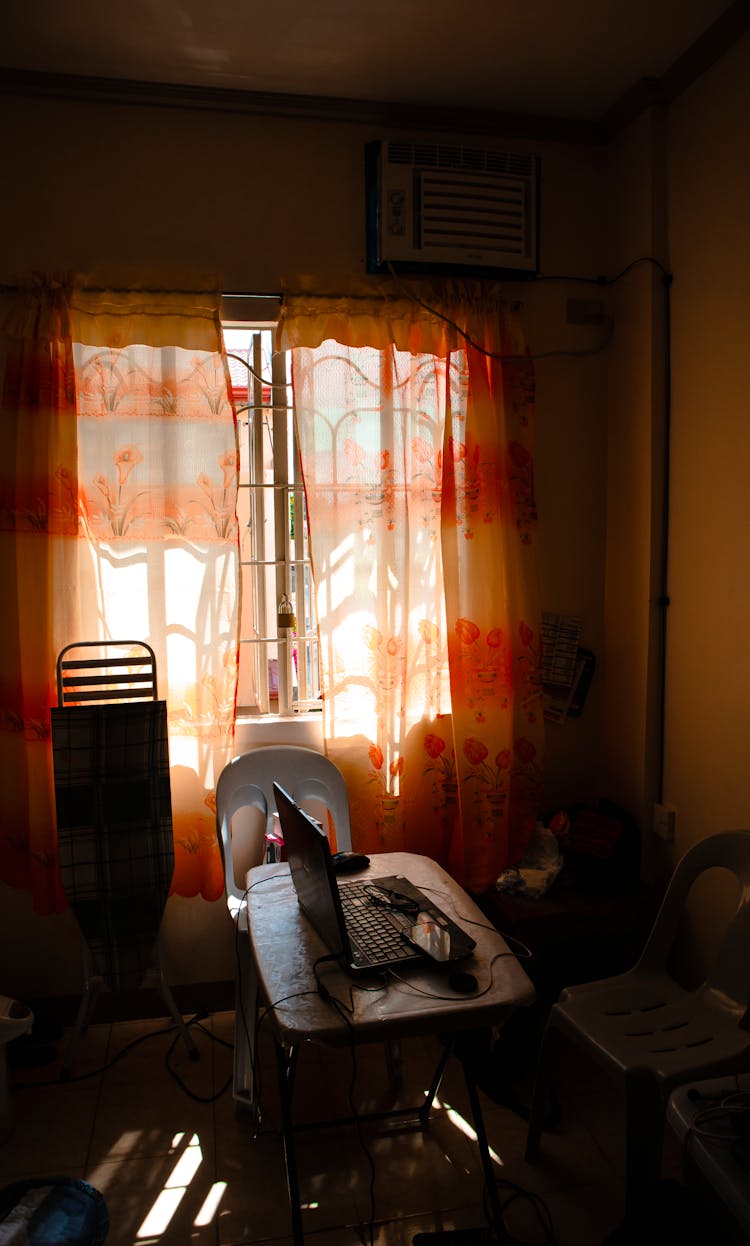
223;323;320;715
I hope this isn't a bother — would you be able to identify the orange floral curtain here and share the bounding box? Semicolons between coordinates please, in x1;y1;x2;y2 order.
0;279;79;912
0;277;238;912
278;280;544;893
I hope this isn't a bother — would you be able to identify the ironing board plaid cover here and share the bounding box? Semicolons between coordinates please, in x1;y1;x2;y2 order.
50;701;174;990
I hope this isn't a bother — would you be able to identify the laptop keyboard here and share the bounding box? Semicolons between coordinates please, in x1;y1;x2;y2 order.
338;881;411;966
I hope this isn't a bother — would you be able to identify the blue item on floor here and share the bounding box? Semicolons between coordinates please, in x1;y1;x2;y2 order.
0;1178;108;1245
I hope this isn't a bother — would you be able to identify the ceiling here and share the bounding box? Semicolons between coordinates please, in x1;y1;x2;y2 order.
0;0;745;129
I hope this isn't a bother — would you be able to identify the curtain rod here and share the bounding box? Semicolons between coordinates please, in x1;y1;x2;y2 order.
0;285;521;302
0;286;418;300
0;284;282;297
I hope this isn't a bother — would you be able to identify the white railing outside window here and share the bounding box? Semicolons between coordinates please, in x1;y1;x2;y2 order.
223;324;320;716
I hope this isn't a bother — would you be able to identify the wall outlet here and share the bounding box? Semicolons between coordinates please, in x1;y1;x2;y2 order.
652;802;677;842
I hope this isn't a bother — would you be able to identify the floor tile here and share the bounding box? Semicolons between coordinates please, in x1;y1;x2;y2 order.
10;1020;111;1086
215;1127;359;1244
502;1176;626;1246
0;1082;100;1177
0;1008;646;1246
86;1148;221;1246
88;1073;216;1164
342;1111;482;1223
102;1016;215;1093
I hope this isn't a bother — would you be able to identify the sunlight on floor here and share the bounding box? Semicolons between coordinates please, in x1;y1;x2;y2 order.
194;1181;228;1227
136;1132;208;1239
436;1095;504;1166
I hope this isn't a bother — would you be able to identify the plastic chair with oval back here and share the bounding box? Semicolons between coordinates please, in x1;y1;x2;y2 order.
215;745;355;1111
525;830;750;1219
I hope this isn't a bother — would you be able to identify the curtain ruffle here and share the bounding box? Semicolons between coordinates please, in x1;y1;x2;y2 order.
277;275;526;358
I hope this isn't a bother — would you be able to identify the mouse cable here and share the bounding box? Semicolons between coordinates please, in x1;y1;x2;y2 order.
246;985;329;1139
387;950;512;1002
314;963;388;1017
313;969;377;1246
313;953;354;1013
404;884;535;960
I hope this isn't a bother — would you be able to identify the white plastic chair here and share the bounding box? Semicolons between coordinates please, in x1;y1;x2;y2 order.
525;830;750;1216
215;745;354;1110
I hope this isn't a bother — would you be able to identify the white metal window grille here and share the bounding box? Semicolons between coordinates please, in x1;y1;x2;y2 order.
223;324;320;715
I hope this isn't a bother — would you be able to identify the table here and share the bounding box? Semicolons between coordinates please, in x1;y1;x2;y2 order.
246;851;535;1244
667;1074;750;1243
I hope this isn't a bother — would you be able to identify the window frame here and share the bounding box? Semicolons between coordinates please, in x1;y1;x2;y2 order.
223;314;320;718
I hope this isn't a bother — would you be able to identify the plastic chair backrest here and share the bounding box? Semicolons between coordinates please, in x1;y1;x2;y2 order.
215;745;352;913
636;829;750;1017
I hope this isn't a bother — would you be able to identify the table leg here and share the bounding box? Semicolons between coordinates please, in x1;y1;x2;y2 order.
419;1037;454;1126
274;1039;304;1245
461;1059;508;1243
414;1041;509;1244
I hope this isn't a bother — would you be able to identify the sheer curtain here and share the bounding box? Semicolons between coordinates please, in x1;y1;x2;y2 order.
278;280;544;893
0;277;238;910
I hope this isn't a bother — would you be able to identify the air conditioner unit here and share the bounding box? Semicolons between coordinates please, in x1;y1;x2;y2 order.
366;139;540;277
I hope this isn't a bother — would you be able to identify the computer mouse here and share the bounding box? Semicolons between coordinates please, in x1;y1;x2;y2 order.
447;970;478;994
331;851;371;874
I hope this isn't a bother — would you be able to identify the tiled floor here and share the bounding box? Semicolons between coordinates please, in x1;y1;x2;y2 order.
1;1010;688;1245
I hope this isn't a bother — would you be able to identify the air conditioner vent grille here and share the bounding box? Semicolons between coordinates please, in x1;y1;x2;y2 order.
419;174;529;258
387;141;534;178
367;139;539;275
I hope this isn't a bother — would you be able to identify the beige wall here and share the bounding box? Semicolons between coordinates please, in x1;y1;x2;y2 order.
662;32;750;973
598;31;750;974
8;27;748;996
0;91;609;996
600;107;669;848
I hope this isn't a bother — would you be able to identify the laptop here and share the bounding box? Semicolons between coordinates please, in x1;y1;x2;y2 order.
273;782;476;973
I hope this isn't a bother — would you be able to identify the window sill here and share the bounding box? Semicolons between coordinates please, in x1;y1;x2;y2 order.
234;713;324;754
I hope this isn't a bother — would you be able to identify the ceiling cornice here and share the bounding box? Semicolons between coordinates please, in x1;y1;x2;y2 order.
0;66;602;145
599;0;750;138
1;3;748;148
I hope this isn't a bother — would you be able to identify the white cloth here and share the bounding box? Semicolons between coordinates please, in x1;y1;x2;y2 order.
495;824;563;898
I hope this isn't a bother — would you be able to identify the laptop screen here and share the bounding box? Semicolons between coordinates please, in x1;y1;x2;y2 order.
273;782;349;961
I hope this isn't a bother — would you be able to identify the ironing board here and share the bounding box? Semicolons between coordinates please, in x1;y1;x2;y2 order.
50;642;197;1075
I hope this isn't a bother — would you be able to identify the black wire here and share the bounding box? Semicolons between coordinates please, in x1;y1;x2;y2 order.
11;1012;230;1098
383;254;672;364
487;1177;557;1245
311;967;377;1246
225;349;288;390
535;255;671;286
11;1016;189;1089
384;261;613;362
163;1022;233;1104
414;884;534;959
656;271;672;804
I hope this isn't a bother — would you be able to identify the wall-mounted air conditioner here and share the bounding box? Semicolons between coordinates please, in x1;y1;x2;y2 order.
366;139;540;277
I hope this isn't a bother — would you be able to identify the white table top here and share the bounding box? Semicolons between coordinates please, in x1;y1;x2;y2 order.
246;851;535;1047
